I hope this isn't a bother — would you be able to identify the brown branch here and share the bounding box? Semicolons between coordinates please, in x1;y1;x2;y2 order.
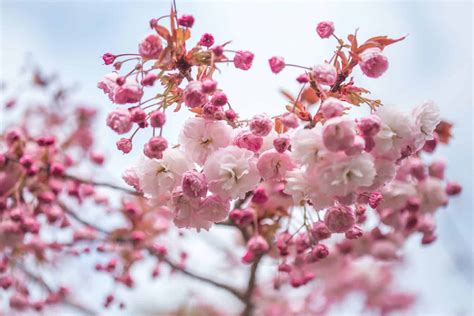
241;256;262;316
17;264;97;315
156;254;245;302
62;173;141;196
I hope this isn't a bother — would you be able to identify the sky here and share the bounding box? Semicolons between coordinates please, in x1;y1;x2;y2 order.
0;0;473;315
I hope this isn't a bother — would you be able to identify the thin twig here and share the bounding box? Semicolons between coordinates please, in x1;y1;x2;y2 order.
17;264;97;315
62;174;141;196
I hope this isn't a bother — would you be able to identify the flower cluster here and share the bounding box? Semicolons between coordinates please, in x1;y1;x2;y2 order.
0;4;463;316
98;6;462;308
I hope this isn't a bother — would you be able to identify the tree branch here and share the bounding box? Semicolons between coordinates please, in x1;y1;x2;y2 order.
241;257;262;316
62;173;141;196
17;264;97;315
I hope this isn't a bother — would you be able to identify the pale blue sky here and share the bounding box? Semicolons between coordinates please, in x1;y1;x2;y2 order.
1;1;473;315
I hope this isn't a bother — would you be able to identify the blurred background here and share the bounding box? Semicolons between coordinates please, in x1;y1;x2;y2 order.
1;0;473;315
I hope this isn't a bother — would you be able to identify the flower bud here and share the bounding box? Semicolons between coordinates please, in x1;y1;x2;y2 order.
321;97;345;119
234;130;263;153
182;170;208;198
116;138;132;154
177;15;195;28
268;56;285;74
201;79;217;94
312;63;337;86
198;33;215;47
249;114;273;136
359;48;389;78
150;111;166;128
211;91;228;106
183;81;207;108
233;51;254;71
102;53;116;65
316;21;335;39
273;135;290;153
138;34;162;59
106;109;133;134
324;205;355;233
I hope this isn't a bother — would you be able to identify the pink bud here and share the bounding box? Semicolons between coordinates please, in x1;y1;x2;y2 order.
314;243;329;259
316;21;335;39
90;152;105;165
446;181;462;196
225;109;237;121
143;143;163;159
130;107;146;123
178;15;195;28
183;81;207;108
368;192;383;208
181;170;208;198
149;111;166;128
423;133;438;153
201;79;217;94
429;160;445;179
212;45;224;57
141;73;158;86
116;138;132;154
198;33;215;47
139;34;162;59
247;235;269;254
359;48;389;78
106;109;133;134
230;208;254;226
268;56;285;74
311;221;331;240
36;135;56;146
345;226;363;239
5;128;22;146
149;18;158;28
147;136;168;152
276;232;292;256
211;91;228;106
324;205;356;233
234;130;263;152
102;53;116;65
19;154;33;168
251;186;268;204
280;112;299;128
249;114;273;136
357;115;381;136
273;136;290;153
234;51;254;71
312;63;337;86
321;97;345;119
50;162;64;176
296;73;310;83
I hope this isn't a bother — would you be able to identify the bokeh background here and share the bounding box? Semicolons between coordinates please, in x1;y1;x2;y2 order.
1;0;473;315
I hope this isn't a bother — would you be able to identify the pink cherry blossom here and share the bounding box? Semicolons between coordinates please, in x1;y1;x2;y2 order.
257;149;295;180
183;81;207;108
179;117;233;164
203;146;260;199
268;56;285;74
138;34;162;59
234;51;254;70
322;116;356;152
359;48;389;78
312;63;337;86
316;21;335;38
106;109;133;134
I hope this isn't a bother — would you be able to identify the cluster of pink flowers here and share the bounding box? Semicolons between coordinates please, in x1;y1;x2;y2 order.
95;8;461;315
0;5;463;316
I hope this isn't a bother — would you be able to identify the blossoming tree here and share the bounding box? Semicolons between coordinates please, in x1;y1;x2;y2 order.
0;4;462;315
